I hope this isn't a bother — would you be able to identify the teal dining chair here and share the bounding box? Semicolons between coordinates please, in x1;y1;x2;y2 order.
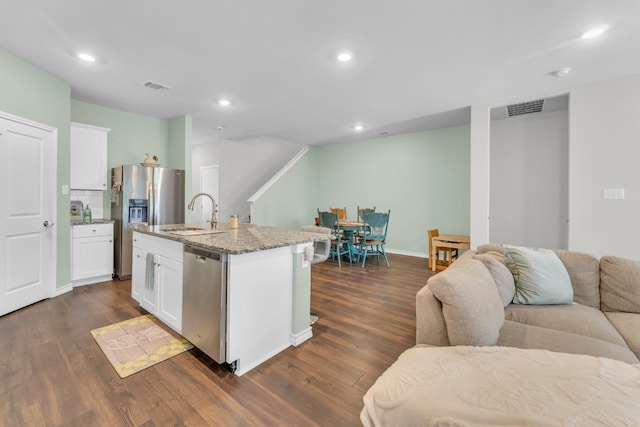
358;210;390;268
318;210;352;266
357;206;376;222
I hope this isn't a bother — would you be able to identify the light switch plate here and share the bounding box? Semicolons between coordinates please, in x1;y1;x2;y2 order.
603;188;625;200
62;184;69;195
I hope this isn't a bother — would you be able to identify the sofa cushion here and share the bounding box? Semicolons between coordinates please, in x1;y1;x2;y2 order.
600;255;640;313
476;243;505;261
504;245;573;305
605;312;640;360
415;286;450;347
505;303;628;347
478;245;602;308
427;257;504;346
498;320;639;364
473;253;515;307
361;345;640;427
553;250;600;309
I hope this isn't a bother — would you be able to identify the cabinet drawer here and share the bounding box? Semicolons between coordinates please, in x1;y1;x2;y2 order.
73;223;113;238
132;232;182;261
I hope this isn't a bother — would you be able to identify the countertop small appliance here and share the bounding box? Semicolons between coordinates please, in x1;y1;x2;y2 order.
70;200;83;223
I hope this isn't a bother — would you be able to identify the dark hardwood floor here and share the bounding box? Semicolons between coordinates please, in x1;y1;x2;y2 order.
0;254;436;427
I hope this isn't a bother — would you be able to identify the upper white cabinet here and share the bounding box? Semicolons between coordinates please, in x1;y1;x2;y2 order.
70;122;110;190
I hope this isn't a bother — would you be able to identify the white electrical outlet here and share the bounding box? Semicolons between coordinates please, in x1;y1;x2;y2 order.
62;184;69;195
603;188;625;200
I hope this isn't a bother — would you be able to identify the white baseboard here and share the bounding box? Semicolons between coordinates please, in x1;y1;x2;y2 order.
54;283;73;297
385;248;428;258
291;327;313;346
72;274;113;287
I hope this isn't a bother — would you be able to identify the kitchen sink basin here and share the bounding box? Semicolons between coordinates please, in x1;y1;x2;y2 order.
160;226;227;236
167;229;227;236
160;226;205;232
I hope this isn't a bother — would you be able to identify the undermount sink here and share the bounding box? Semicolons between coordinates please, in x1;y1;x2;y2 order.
168;229;227;236
160;226;205;232
160;226;226;236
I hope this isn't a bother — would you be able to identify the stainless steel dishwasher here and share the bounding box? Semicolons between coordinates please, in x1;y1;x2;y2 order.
183;245;228;364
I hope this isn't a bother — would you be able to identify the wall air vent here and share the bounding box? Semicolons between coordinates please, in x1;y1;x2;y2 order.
141;80;171;91
506;99;544;117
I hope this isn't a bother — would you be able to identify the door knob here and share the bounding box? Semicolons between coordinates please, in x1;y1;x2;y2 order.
43;220;55;227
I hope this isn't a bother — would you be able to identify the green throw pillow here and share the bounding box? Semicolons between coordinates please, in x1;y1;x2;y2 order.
504;245;573;305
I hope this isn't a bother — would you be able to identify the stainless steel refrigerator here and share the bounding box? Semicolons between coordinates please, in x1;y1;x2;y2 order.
111;165;185;279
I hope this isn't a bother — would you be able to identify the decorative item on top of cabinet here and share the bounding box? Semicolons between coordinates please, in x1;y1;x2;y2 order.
70;122;111;190
141;153;159;167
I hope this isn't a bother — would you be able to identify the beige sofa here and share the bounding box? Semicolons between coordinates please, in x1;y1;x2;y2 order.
361;245;640;426
415;245;640;363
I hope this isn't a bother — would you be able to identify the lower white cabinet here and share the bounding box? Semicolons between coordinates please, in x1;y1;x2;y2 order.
131;232;183;333
72;223;114;286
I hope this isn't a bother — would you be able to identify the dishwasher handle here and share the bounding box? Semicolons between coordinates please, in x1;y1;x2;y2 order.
184;244;225;261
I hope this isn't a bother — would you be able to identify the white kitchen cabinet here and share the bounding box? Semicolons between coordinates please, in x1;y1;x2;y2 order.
131;245;146;303
156;255;183;332
70;122;110;190
132;232;183;333
72;223;114;286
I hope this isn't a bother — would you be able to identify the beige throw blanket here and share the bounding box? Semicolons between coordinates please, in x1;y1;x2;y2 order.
361;346;640;427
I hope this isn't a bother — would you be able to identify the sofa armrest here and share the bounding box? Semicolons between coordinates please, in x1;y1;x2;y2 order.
416;285;450;346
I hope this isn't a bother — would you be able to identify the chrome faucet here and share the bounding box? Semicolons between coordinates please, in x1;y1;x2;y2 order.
188;192;217;227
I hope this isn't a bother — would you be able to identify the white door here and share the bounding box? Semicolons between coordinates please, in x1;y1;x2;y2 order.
200;165;219;222
0;114;56;316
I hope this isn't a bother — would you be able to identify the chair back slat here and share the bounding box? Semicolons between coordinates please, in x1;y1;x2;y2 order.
357;206;376;222
363;211;390;241
329;207;347;220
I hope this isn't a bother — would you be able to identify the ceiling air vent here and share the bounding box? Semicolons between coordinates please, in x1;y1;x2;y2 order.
506;99;544;117
141;80;171;91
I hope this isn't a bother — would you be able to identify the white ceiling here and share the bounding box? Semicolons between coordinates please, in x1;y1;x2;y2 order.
2;1;639;146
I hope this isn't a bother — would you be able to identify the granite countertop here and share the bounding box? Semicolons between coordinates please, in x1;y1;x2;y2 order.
71;219;115;225
130;222;329;255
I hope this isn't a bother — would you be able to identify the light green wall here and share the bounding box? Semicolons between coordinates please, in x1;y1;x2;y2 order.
0;48;72;288
168;115;192;219
251;149;317;229
253;126;470;255
167;115;191;170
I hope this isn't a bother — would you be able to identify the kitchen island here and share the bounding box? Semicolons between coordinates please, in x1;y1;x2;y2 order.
130;222;327;375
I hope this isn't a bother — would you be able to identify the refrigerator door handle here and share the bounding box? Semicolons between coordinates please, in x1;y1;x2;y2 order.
149;182;157;225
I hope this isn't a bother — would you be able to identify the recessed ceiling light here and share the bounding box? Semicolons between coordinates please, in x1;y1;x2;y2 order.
550;68;571;77
581;26;608;40
337;51;354;62
77;52;96;62
353;124;364;132
217;98;231;107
